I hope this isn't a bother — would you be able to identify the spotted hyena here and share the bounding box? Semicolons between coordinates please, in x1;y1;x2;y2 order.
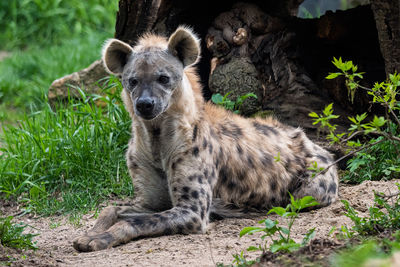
73;26;338;252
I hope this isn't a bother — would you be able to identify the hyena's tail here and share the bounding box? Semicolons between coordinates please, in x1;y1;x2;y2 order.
210;198;265;220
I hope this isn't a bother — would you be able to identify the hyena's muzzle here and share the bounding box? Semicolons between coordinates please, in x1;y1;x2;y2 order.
133;84;160;120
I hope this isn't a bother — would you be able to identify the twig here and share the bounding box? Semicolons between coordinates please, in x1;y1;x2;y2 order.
376;131;400;143
341;130;364;143
342;130;400;143
10;210;25;217
207;238;216;266
382;191;400;201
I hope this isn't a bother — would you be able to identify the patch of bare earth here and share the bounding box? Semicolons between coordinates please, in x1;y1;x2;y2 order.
2;180;399;267
0;51;11;61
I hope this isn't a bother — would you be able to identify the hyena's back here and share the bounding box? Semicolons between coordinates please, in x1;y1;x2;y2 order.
199;103;338;213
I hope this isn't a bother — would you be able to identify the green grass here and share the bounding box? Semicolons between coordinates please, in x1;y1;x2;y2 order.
0;0;118;122
0;0;117;50
0;31;112;122
0;80;133;215
0;0;131;218
0;216;37;250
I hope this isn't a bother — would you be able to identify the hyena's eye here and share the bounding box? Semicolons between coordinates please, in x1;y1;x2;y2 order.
128;78;138;87
158;75;170;85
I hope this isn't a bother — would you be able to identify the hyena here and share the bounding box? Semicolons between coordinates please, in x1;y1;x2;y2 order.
73;26;338;252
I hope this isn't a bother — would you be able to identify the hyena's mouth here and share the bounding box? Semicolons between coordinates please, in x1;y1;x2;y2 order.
136;112;158;120
134;104;164;120
135;108;159;120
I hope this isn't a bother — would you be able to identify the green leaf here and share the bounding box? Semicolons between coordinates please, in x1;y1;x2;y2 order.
372;116;386;128
332;57;344;70
287;243;302;252
247;245;261;252
348;116;357;124
240;93;257;101
270;243;282;253
348;82;358;90
263;219;278;229
283;211;297;218
343;61;354;71
308;112;319;118
326;72;342;79
289;193;297;208
328;226;337;237
353;73;364;79
239;226;264;237
356;113;368;122
211;93;223;104
226;101;235;110
302;228;316;246
299;196;319;210
268;207;286;216
281;227;290;235
322;103;334;116
274;152;281;162
222;91;231;101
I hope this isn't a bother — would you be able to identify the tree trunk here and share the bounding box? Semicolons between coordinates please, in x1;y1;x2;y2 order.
114;0;305;44
115;0;167;45
370;0;400;75
110;0;389;134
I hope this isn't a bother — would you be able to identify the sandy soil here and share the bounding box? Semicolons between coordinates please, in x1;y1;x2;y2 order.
2;179;399;267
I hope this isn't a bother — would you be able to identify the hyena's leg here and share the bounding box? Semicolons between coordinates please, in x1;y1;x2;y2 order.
86;206;119;235
73;204;156;252
293;148;339;207
73;161;214;252
85;204;153;236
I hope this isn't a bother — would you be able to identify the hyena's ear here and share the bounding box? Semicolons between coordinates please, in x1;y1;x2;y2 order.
102;39;133;75
168;26;201;68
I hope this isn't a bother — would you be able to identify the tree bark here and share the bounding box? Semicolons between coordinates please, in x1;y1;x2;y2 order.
370;0;400;75
115;0;167;45
50;0;397;137
114;0;306;44
109;0;389;133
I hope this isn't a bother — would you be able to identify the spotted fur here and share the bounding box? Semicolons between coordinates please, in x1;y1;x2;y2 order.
73;26;339;252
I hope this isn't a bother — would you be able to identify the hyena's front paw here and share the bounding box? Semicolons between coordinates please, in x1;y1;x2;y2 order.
73;232;113;252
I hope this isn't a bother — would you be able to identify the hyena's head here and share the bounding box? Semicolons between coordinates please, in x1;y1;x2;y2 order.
102;26;200;120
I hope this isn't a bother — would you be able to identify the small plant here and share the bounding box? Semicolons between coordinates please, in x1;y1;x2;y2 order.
239;195;318;254
49;222;61;229
231;251;257;266
273;152;281;162
309;103;341;141
0;216;38;250
309;57;400;183
341;184;400;237
211;92;257;114
330;185;400;266
307;161;325;178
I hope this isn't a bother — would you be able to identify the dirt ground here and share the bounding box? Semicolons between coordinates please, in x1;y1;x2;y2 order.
0;51;11;61
1;179;399;267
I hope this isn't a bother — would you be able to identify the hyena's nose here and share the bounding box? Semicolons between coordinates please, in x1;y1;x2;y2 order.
136;97;155;115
